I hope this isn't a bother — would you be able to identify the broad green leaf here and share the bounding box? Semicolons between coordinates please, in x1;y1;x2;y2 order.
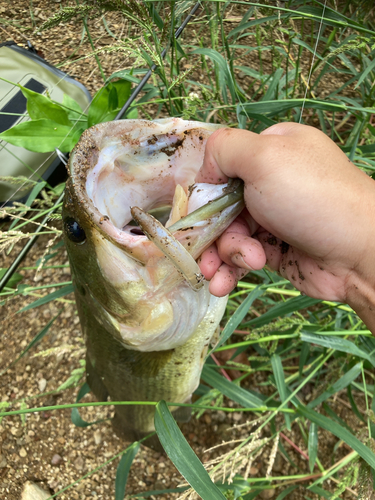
271;355;291;430
88;80;132;127
155;401;227;500
0;268;23;289
244;296;321;328
115;442;140;500
62;93;86;120
148;1;164;30
108;84;118;110
301;332;375;367
202;365;265;408
0;312;60;376
308;423;318;472
308;362;362;409
20;85;72;126
296;405;375;470
0;119;81;153
51;182;65;197
17;283;74;313
214;286;263;351
126;107;138;119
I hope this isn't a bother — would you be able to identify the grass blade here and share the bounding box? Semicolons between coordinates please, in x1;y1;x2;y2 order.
191;48;236;103
322;402;354;433
155;400;227;500
115;442;140;500
297;405;375;469
241;98;375;117
271;354;291;430
308;423;318;472
70;383;108;428
214;286;263;351
0;312;61;376
17;283;74;313
301;332;375;367
201;365;265;408
275;486;298;500
0;268;23;289
308;362;362;409
245;295;320;328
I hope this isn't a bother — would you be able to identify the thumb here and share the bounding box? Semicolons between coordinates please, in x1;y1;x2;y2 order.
196;128;263;184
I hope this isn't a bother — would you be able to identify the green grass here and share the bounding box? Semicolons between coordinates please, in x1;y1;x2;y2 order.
1;1;375;499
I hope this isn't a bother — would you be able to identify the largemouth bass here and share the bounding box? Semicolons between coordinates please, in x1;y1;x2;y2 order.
62;118;244;446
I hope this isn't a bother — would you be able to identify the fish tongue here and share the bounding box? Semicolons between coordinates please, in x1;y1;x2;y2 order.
165;184;188;228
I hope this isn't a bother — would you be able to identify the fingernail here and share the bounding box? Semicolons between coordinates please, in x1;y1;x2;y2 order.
231;253;253;270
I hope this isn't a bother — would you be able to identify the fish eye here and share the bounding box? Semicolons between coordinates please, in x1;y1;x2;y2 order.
64;217;86;244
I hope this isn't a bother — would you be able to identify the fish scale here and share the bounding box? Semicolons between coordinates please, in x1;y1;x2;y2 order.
79;284;226;443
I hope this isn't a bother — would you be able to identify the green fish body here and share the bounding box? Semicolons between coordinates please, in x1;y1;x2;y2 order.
62;118;243;445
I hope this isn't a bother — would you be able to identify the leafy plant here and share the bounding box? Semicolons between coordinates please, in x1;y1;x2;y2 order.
0;78;137;153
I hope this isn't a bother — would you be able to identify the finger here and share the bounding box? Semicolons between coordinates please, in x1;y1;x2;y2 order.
256;230;285;271
208;264;249;297
260;122;304;137
198;244;222;280
196;126;296;185
216;217;266;270
217;233;266;270
196;128;260;184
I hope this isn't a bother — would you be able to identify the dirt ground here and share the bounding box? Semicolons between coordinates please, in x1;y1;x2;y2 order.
0;1;371;499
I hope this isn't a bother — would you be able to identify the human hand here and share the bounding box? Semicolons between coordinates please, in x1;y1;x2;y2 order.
196;123;375;330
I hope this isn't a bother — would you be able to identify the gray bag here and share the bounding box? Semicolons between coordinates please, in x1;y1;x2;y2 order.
0;41;91;204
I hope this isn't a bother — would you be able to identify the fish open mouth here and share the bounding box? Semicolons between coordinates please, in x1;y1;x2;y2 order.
66;118;245;351
69;118;244;283
130;179;244;291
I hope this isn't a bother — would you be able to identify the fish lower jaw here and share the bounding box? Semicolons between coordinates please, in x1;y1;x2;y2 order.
107;311;201;353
